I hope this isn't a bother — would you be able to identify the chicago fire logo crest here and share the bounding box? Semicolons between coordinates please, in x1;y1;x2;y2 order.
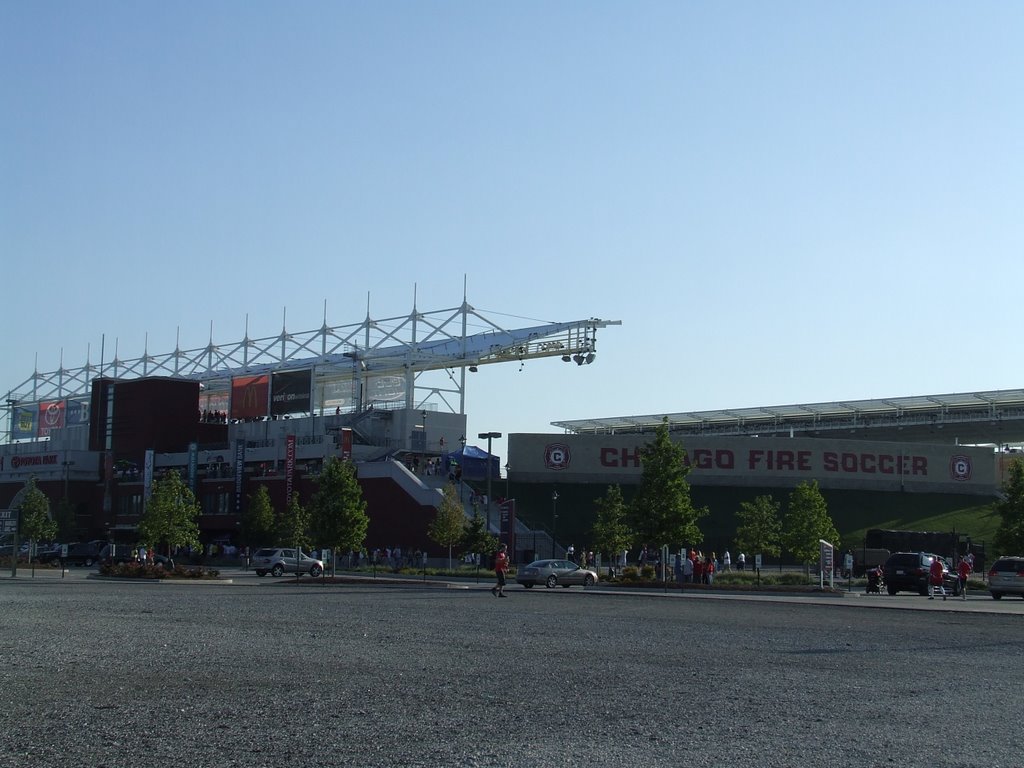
544;443;571;471
949;455;972;482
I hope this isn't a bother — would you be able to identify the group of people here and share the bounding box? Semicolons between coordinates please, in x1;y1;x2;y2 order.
929;552;974;601
677;549;722;585
565;545;595;567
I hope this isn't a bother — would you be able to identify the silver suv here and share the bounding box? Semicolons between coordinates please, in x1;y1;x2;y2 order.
987;557;1024;600
252;548;324;578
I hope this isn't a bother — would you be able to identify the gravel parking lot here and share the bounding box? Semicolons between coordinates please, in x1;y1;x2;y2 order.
1;574;1021;768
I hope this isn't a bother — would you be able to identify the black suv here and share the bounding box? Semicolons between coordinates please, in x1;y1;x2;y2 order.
883;552;960;596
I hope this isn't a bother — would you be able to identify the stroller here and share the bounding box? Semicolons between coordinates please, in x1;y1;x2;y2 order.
865;566;884;594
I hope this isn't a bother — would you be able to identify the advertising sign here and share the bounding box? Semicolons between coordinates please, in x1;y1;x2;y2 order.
0;509;16;535
366;375;405;403
38;400;65;437
509;433;997;493
66;398;90;426
187;442;199;494
285;434;297;504
271;369;312;416
230;375;269;420
234;438;246;515
12;407;37;440
499;499;517;555
143;449;155;505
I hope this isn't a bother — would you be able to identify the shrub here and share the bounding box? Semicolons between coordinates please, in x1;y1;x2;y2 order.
99;561;220;579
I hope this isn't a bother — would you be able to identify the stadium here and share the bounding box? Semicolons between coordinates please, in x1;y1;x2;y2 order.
2;291;1020;565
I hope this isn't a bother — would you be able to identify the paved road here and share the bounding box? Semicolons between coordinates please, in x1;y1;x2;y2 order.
2;569;1022;767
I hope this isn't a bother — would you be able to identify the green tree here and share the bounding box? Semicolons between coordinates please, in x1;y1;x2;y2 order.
590;485;634;573
277;492;312;550
18;478;57;557
137;470;201;557
993;457;1024;556
461;513;498;571
307;458;369;573
782;481;840;568
734;494;783;561
242;484;277;548
631;418;707;555
428;484;466;572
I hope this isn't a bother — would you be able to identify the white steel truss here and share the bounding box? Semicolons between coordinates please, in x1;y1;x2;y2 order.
3;294;621;423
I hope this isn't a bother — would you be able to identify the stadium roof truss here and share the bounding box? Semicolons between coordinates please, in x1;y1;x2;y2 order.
551;389;1024;445
3;295;621;422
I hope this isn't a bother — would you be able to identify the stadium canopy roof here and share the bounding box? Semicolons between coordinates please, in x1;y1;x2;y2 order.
551;389;1024;446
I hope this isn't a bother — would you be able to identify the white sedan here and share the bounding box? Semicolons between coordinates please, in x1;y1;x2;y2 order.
516;559;597;589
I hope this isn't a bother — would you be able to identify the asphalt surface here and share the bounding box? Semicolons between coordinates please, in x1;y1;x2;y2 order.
2;568;1022;768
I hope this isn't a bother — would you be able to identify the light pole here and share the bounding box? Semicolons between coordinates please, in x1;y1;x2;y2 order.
5;397;17;444
458;434;466;503
551;490;559;559
63;458;76;501
478;431;502;535
420;409;427;474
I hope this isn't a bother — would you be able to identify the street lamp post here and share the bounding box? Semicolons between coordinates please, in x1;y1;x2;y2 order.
458;434;466;503
63;458;76;501
5;397;17;444
551;491;559;559
477;431;502;535
420;410;427;474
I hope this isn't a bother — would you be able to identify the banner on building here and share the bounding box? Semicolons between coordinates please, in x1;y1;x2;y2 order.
38;400;65;437
271;369;312;416
500;499;517;556
285;434;296;504
234;438;246;515
12;407;37;440
103;452;114;513
66;398;90;426
230;375;269;420
339;428;353;460
143;449;155;507
188;442;199;494
366;375;405;403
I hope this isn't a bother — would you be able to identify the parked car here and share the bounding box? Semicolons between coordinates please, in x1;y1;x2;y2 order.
64;540;108;567
33;545;65;564
883;552;960;596
987;557;1024;600
251;548;324;578
516;559;597;589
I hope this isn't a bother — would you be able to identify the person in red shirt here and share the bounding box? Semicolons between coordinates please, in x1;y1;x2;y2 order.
491;544;509;598
928;555;946;600
957;557;972;601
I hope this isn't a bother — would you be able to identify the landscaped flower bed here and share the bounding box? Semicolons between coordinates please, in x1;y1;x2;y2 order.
98;561;220;579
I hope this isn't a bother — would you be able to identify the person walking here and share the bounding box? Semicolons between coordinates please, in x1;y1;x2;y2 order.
928;555;946;600
491;544;510;598
722;550;731;571
957;557;972;601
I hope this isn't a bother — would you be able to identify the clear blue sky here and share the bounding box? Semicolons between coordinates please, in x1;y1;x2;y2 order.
3;2;1023;464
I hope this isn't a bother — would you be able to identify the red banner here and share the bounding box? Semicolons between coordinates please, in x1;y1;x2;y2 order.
38;400;65;437
230;375;269;420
